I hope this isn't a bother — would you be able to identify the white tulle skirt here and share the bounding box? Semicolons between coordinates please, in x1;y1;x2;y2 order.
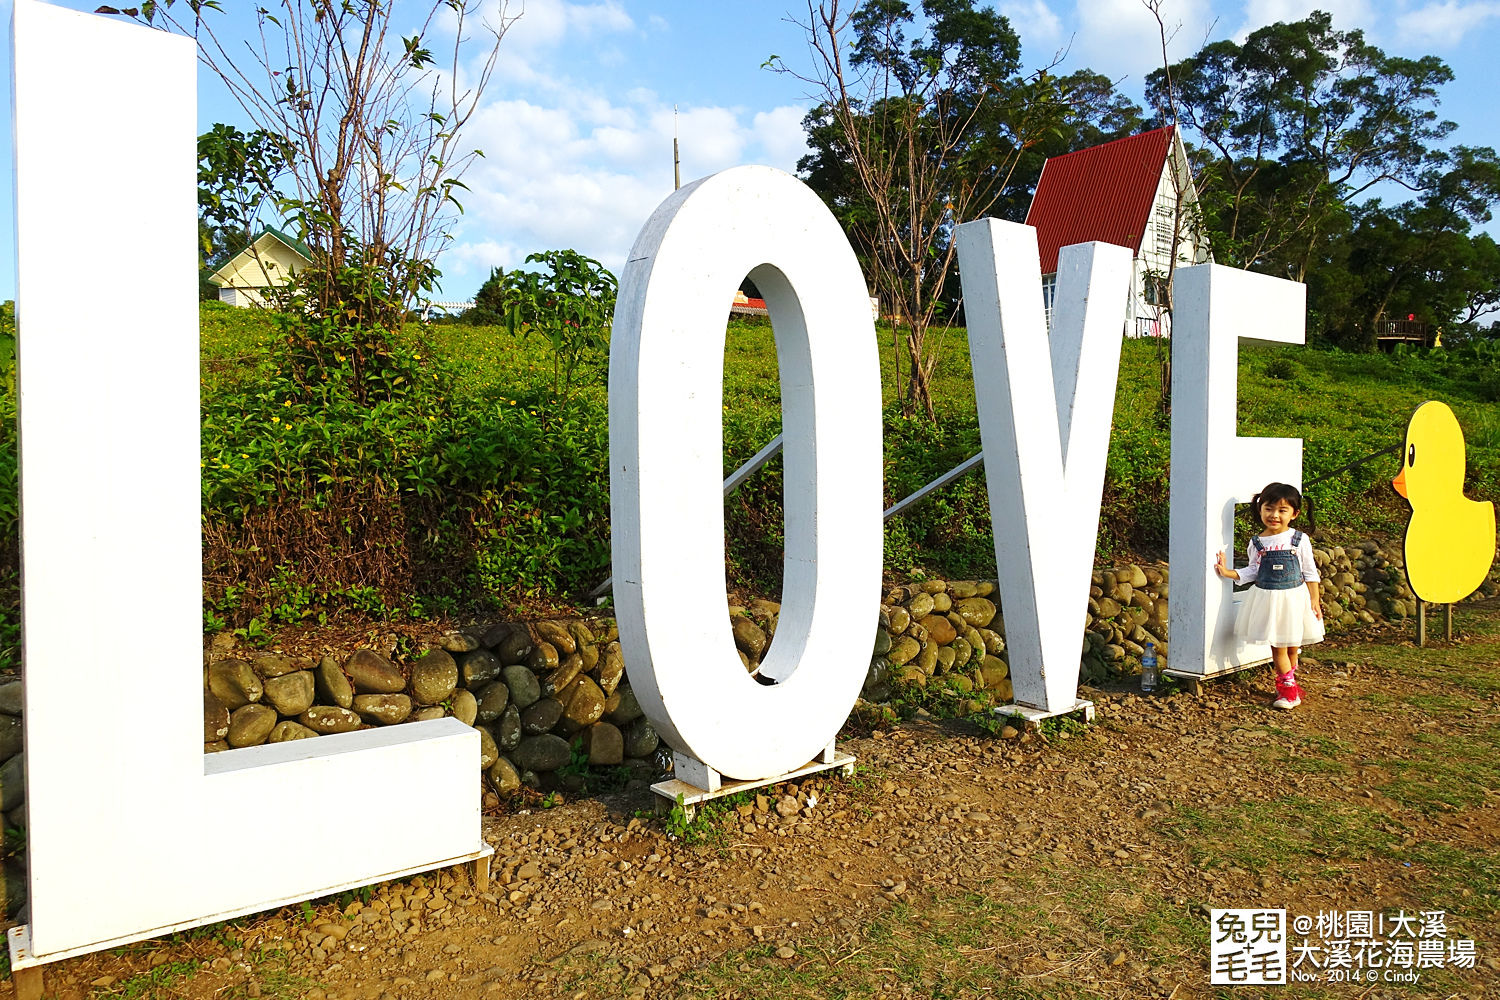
1235;585;1325;648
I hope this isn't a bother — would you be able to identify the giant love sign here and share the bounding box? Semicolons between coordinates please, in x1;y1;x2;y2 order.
9;0;1308;972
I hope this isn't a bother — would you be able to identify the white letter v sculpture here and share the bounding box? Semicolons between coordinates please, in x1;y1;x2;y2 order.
955;220;1133;715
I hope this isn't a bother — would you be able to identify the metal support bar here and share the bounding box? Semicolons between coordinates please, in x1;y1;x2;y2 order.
1417;600;1427;647
588;434;786;600
1444;602;1453;642
883;451;985;521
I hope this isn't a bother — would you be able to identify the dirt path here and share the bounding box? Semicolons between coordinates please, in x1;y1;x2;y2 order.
7;612;1499;1000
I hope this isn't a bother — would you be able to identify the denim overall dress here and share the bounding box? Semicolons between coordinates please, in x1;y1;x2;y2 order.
1252;530;1305;590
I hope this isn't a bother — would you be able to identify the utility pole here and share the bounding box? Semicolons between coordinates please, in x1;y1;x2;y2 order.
673;104;681;190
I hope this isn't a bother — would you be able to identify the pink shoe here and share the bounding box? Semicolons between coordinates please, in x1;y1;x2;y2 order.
1273;672;1302;710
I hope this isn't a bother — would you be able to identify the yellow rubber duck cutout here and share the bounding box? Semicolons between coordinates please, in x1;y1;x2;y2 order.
1391;401;1496;603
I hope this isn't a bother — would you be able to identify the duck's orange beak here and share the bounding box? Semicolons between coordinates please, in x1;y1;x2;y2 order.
1392;467;1408;498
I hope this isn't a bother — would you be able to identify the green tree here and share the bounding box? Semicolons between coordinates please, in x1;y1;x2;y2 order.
774;0;1078;421
465;251;618;400
197;124;294;300
1327;147;1500;349
105;0;515;333
1150;11;1455;280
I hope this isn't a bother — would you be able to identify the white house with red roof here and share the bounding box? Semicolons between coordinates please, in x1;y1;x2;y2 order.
1024;126;1211;337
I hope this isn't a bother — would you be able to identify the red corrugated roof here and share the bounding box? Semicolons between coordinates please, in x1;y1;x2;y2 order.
1024;126;1174;274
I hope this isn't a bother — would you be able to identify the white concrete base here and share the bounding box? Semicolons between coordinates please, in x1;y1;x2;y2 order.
993;699;1097;725
5;843;493;971
652;745;856;822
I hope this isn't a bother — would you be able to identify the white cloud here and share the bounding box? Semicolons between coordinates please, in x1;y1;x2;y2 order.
434;89;815;297
999;0;1066;60
1233;0;1376;40
1065;0;1215;82
752;106;813;173
1394;1;1500;45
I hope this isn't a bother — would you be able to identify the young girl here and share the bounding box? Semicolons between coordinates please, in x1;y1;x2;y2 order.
1214;482;1324;710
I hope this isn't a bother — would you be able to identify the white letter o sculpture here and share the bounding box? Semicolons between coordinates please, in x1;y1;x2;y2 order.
609;165;883;780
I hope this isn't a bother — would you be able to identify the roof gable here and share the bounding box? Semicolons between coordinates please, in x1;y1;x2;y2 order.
208;227;312;284
1024;127;1174;274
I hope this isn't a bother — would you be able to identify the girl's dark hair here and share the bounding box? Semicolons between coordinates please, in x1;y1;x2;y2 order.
1251;482;1316;534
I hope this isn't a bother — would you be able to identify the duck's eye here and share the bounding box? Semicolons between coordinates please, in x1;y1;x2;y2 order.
1409;444;1417;467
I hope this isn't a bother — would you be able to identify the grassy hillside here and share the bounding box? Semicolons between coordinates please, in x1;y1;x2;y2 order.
195;303;1499;601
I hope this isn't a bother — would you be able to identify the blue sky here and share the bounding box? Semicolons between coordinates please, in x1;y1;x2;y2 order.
3;0;1498;303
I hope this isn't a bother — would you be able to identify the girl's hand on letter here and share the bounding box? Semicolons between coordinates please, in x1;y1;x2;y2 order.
1213;550;1233;578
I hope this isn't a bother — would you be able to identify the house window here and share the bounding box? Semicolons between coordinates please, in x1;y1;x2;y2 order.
1041;273;1057;329
1154;202;1176;255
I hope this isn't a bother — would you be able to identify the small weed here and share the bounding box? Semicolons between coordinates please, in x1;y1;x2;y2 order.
113;960;200;998
540;791;562;809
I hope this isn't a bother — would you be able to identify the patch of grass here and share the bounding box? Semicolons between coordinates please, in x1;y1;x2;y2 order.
1165;796;1398;877
1377;727;1500;814
108;960;200;998
1401;840;1500;918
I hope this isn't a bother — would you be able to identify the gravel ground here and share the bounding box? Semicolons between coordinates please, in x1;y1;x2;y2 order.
6;624;1498;1000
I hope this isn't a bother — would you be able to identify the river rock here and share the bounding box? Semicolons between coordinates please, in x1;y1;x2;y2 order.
0;682;20;716
345;650;404;694
530;620;576;655
0;754;21;811
264;671;316;717
514;734;571;773
228;704;278;748
732;617;768;659
254;654;310;679
269;721;319;743
203;692;230;743
527;641;560;673
300;706;362;734
496;704;522;751
906;592;935;618
918;615;957;646
439;631;481;654
315;656;354;709
888;636;921;666
935;646;955;671
208;659;262;710
622;717;659;758
477;726;499;770
1096;596;1122;618
916;643;938;675
409;649;458;705
451;688;478;727
888;607;911;633
583;721;624;766
412;706;446;722
480;622;514;649
873;627;892;657
475;681;510;724
487;757;521;795
932;592;952;613
951;637;972;669
569;620;597;650
521;697;563;735
560;676;606;731
954;598;997;628
976;628;1005;655
351;693;411;725
503;664;542;710
544;653;585;696
458;649;504;688
979;655;1009;688
597;642;625;695
495;629;534;665
606;685;644;725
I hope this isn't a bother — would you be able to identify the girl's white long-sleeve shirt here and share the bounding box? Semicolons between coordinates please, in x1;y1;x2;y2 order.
1238;529;1321;584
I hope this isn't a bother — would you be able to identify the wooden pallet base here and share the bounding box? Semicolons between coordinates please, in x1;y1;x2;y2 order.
992;699;1096;725
651;745;856;822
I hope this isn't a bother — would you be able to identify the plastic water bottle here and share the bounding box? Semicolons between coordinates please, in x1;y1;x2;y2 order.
1141;642;1159;693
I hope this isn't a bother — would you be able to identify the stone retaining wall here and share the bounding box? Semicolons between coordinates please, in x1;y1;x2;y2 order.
0;536;1494;921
